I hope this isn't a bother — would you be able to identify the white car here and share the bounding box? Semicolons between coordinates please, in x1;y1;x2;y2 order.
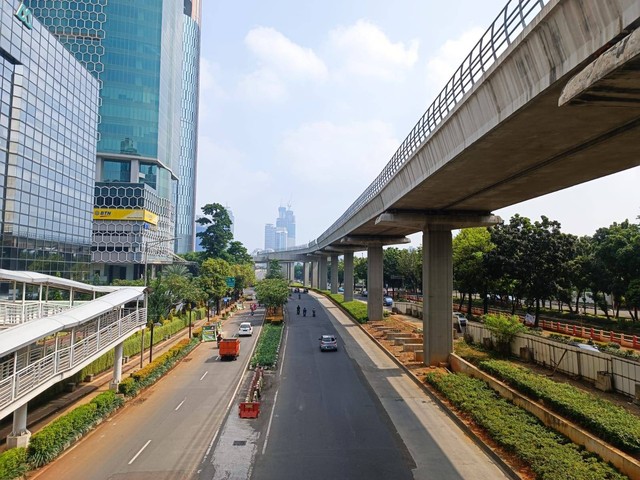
238;322;253;336
452;312;467;331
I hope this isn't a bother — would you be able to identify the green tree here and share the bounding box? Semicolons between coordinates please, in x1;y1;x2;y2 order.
591;221;640;319
226;241;252;264
198;257;232;314
487;215;575;326
453;228;494;316
162;264;192;279
196;203;233;258
354;257;368;288
254;277;289;314
266;260;284;279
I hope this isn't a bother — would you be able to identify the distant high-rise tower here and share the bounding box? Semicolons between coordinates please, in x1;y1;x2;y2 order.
264;224;276;251
274;204;295;248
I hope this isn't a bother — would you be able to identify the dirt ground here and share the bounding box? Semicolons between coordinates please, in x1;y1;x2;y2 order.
361;314;640;480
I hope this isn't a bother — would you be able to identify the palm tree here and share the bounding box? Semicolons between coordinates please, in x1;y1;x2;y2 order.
162;264;192;279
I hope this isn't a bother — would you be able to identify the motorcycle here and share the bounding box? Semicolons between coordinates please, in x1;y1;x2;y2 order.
303;308;307;317
312;309;316;317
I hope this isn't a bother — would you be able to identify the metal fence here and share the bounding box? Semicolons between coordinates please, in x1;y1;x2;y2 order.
0;307;146;414
465;323;640;398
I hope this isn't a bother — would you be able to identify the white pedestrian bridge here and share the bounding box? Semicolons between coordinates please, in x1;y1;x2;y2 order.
0;270;146;448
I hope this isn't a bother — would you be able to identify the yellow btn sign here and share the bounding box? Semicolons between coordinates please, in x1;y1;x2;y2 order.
93;209;159;225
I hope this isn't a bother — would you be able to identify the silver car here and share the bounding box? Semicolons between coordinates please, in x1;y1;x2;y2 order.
319;335;338;351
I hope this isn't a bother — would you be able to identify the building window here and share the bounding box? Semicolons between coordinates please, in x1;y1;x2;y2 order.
139;163;157;190
102;160;130;183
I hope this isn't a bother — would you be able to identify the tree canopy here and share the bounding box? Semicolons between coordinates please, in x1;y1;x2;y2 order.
196;203;233;259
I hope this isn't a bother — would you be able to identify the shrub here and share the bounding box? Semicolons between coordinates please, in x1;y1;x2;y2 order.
27;391;123;468
0;447;28;480
478;359;640;454
483;313;526;354
250;323;283;368
119;339;197;397
426;371;627;480
341;301;368;323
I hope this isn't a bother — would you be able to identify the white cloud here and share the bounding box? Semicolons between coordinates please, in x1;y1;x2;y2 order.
328;20;419;81
237;68;287;102
279;120;399;186
245;27;328;80
238;27;327;103
426;27;484;92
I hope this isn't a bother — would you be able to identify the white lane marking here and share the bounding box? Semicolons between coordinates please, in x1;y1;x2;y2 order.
200;371;208;381
279;325;289;376
204;320;263;459
262;389;279;455
175;398;187;411
128;440;151;464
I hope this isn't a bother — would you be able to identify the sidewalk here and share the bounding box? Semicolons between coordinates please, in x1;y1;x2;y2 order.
0;311;232;451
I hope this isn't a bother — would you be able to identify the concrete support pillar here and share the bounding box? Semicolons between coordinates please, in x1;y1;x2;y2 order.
110;342;124;390
367;246;384;322
318;256;328;290
303;262;310;287
343;252;354;302
290;263;296;282
6;404;30;449
311;261;318;289
422;227;453;366
330;255;339;294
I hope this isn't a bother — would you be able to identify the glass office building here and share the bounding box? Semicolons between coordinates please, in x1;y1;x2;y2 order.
0;0;99;279
27;0;201;281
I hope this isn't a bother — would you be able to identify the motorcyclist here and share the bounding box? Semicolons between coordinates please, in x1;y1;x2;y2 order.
296;305;300;315
303;307;307;317
312;308;316;317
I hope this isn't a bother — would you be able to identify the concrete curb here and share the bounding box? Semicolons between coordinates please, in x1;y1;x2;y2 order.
321;293;521;480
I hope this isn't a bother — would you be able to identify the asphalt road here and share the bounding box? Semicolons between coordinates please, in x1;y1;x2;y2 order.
32;307;262;480
250;293;414;480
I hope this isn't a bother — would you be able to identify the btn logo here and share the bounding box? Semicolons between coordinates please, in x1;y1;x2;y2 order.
15;3;33;30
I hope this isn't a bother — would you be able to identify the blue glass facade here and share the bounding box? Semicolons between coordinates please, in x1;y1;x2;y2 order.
176;1;200;253
28;0;201;280
0;0;99;278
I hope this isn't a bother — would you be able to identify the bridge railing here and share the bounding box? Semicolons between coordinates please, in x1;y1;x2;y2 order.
0;307;146;413
319;0;548;243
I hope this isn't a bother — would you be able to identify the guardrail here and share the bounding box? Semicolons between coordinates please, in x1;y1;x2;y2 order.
0;301;85;327
0;307;146;414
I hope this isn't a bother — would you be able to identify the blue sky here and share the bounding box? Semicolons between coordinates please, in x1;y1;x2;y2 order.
196;0;640;253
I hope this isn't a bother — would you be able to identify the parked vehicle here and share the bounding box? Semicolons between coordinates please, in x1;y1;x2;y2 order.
571;341;599;352
453;312;467;331
238;322;253;336
319;335;338;351
219;338;240;360
383;296;394;307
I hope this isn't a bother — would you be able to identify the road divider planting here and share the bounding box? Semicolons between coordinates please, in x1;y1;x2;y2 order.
250;322;283;369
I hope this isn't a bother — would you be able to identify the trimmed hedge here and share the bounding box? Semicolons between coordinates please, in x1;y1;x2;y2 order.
478;359;640;454
426;371;627;480
26;390;124;468
250;322;283;368
118;338;198;397
0;447;28;480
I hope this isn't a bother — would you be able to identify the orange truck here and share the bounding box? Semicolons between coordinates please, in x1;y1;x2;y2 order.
219;338;240;360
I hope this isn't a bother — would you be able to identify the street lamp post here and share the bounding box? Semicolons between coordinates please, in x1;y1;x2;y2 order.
141;236;178;368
